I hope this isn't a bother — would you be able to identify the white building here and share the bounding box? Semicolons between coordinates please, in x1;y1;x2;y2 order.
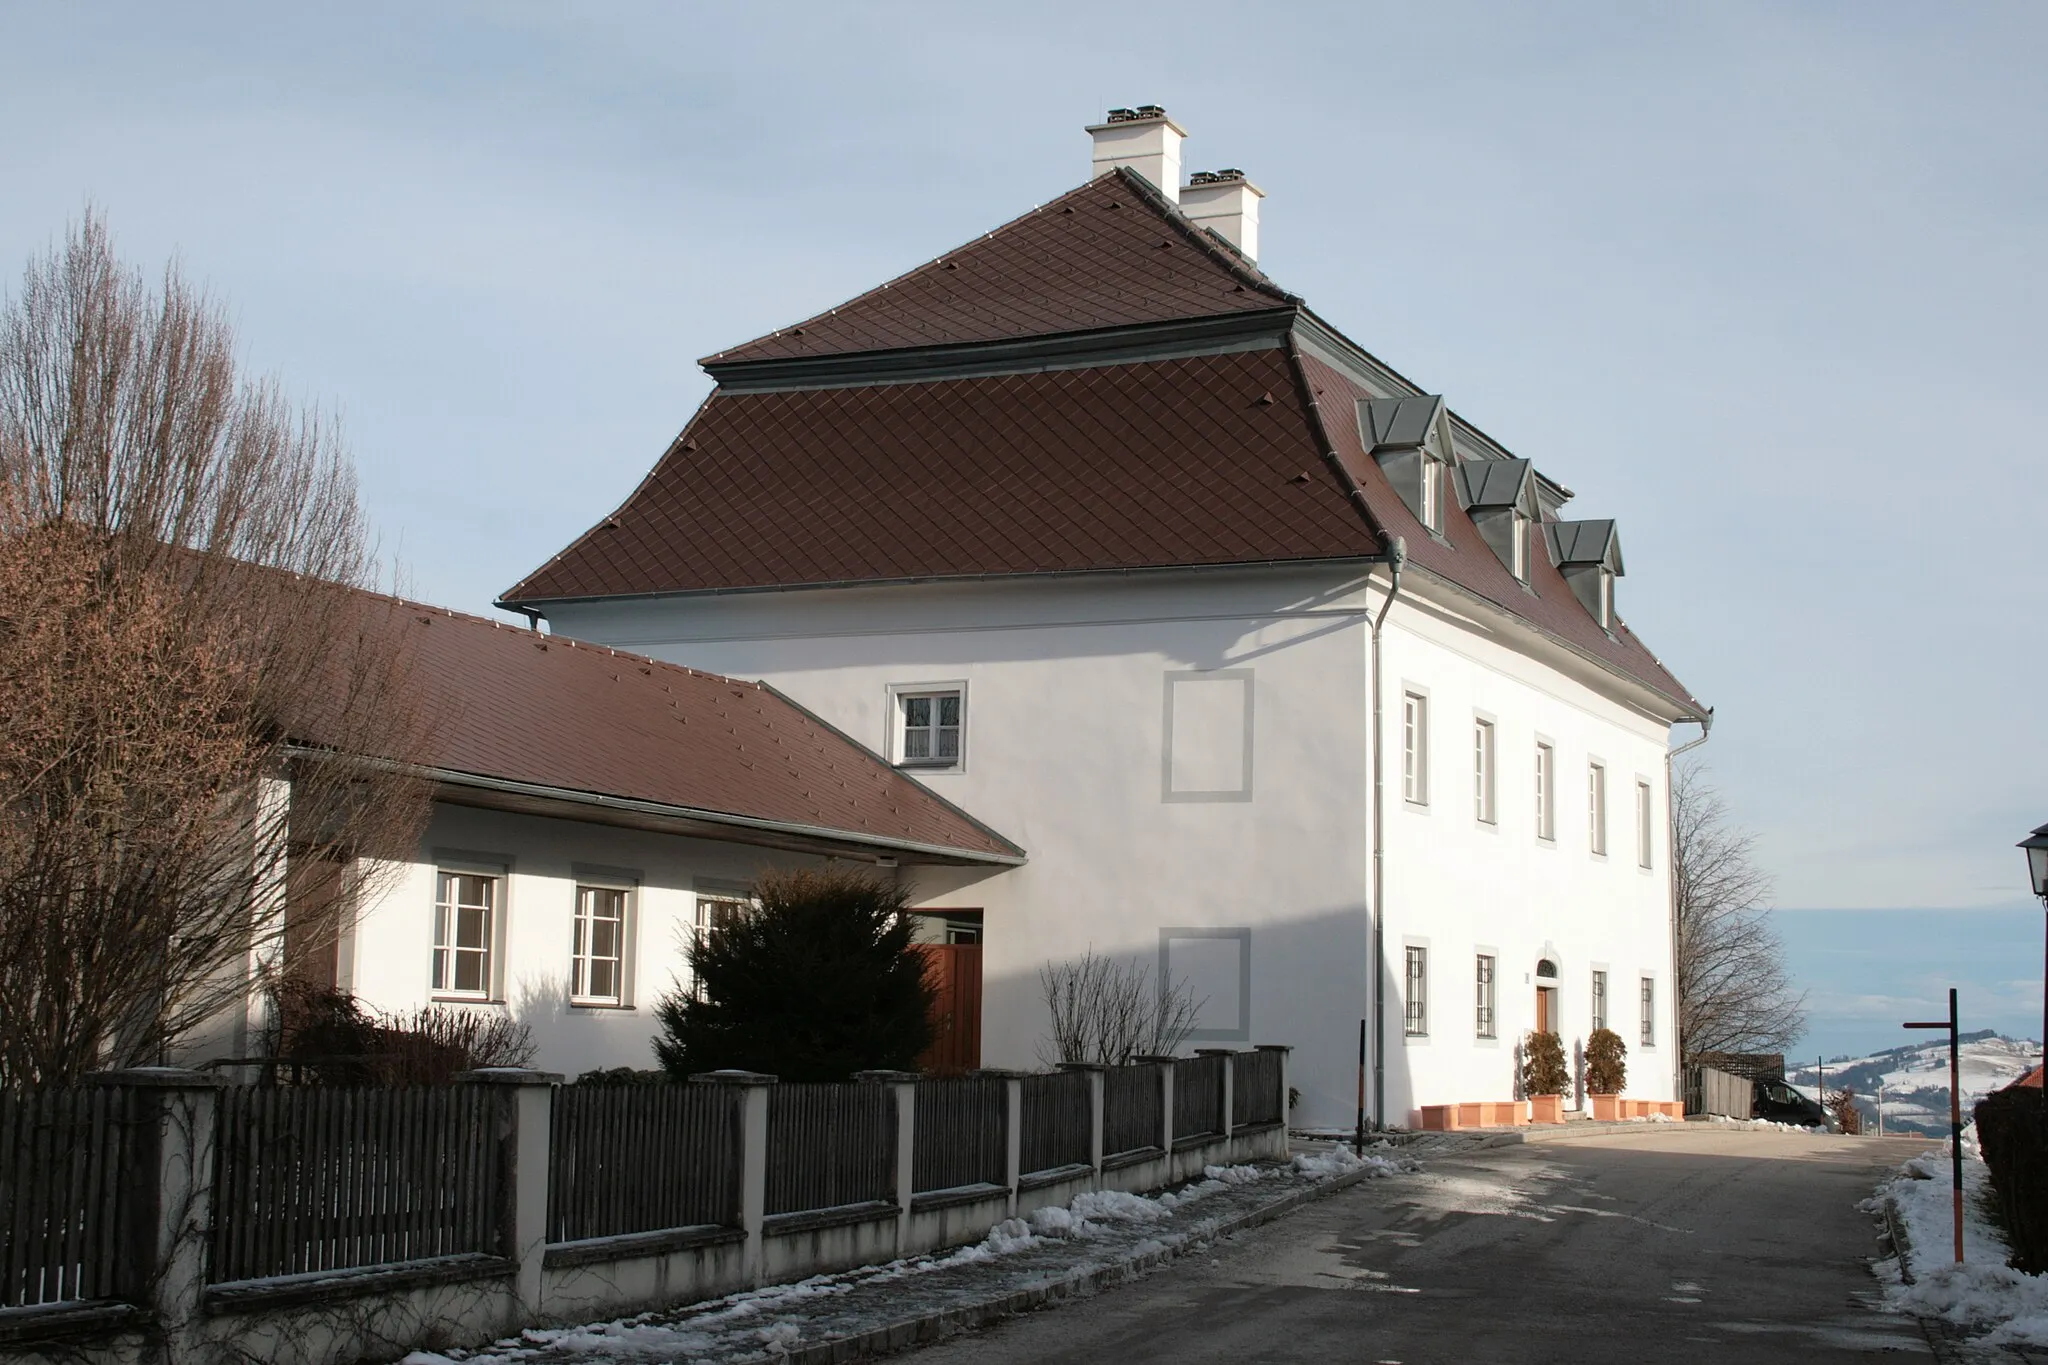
499;110;1708;1128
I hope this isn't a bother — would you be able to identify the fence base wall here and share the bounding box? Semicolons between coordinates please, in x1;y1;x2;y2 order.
761;1209;901;1285
199;1265;517;1365
904;1188;1013;1258
542;1234;749;1325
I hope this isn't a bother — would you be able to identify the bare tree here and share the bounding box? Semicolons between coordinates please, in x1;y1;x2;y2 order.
0;212;431;1086
1037;949;1205;1066
1673;758;1805;1062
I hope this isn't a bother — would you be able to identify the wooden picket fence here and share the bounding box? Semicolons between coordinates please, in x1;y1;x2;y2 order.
549;1083;742;1242
209;1084;505;1283
0;1087;146;1309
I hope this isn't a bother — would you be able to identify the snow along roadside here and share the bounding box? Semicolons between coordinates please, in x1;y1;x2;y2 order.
401;1145;1413;1365
1863;1131;2048;1349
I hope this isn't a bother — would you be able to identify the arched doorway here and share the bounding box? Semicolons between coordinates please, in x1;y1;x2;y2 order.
1534;957;1561;1035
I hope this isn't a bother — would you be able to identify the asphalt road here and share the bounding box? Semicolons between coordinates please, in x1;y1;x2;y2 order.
906;1128;1939;1364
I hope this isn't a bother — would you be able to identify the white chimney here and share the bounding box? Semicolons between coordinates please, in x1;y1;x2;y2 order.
1180;169;1264;263
1085;106;1185;203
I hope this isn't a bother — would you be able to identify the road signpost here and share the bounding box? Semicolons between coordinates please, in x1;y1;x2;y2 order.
1903;987;1964;1264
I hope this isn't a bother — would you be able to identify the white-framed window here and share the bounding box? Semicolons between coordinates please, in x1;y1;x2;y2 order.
1402;691;1428;805
570;884;630;1006
1473;718;1496;823
1475;953;1497;1039
1637;780;1654;868
1534;741;1555;841
1591;969;1609;1032
1420;454;1444;532
1597;568;1614;629
1588;761;1607;856
690;890;752;1000
892;685;964;769
1510;511;1531;582
432;871;498;999
1640;975;1656;1047
1404;945;1428;1036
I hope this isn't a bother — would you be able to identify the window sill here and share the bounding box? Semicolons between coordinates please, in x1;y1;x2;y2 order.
431;995;500;1006
1403;800;1430;814
569;1001;636;1013
1474;817;1498;833
1403;1033;1430;1046
1535;836;1557;850
896;762;964;775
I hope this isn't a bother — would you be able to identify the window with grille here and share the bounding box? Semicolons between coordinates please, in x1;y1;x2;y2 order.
432;871;497;999
1403;692;1428;805
896;689;963;767
1475;954;1497;1039
571;884;629;1006
1474;719;1495;823
1591;970;1608;1032
1588;761;1607;856
1637;781;1654;868
1535;742;1555;841
1404;946;1428;1036
1640;976;1656;1047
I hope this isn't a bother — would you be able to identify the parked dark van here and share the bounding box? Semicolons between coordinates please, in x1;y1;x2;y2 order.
1753;1078;1830;1128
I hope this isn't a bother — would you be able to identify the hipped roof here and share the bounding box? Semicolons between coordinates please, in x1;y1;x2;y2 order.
504;168;1701;717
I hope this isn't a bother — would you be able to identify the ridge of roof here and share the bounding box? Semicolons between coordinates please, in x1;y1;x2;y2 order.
703;169;1297;367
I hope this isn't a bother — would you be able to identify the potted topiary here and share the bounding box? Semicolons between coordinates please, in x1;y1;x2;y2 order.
1522;1031;1570;1123
1585;1027;1627;1120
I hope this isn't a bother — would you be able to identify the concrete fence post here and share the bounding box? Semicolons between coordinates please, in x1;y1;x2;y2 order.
457;1067;562;1319
90;1067;225;1364
691;1069;777;1286
1058;1062;1107;1178
1135;1056;1177;1153
1197;1048;1236;1140
1257;1044;1294;1129
973;1068;1027;1216
855;1070;921;1255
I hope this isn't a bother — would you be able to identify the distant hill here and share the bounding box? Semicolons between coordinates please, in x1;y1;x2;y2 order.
1784;1031;2039;1136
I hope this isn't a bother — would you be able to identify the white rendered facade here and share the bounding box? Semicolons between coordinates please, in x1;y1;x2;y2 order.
545;558;1686;1129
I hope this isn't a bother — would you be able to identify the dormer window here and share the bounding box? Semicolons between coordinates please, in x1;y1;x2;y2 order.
1357;394;1449;535
1510;511;1531;582
1420;455;1444;532
1546;520;1625;631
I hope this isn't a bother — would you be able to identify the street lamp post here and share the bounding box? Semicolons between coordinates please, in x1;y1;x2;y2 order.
2016;823;2048;1101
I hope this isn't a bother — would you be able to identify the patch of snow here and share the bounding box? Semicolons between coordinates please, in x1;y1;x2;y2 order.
1701;1114;1826;1134
1290;1142;1415;1181
1866;1138;2048;1347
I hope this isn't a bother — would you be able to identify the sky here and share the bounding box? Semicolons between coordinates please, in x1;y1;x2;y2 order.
5;2;2045;1052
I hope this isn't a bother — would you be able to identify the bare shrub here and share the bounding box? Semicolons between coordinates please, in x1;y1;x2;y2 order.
1673;760;1806;1062
1522;1030;1570;1097
1828;1087;1863;1135
1037;949;1204;1066
1585;1027;1628;1095
272;982;536;1085
0;213;431;1085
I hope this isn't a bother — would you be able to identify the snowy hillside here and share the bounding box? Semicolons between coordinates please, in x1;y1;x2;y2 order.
1785;1031;2039;1135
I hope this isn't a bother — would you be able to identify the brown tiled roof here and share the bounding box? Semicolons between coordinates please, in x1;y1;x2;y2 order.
318;594;1021;862
504;349;1369;600
703;170;1293;365
1293;350;1703;712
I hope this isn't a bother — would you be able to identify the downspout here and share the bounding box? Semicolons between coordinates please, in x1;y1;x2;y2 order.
1369;538;1406;1133
1666;708;1713;1103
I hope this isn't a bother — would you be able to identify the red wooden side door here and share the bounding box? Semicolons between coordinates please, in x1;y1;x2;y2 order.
914;943;983;1074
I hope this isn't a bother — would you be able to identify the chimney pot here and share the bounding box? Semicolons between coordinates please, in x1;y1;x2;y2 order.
1085;106;1186;203
1181;170;1265;263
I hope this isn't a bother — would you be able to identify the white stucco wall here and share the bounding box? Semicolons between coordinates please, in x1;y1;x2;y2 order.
1373;585;1680;1119
550;568;1380;1127
548;563;1685;1128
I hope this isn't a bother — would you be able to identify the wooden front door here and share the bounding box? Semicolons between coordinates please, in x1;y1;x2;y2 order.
1536;985;1557;1034
914;943;983;1074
